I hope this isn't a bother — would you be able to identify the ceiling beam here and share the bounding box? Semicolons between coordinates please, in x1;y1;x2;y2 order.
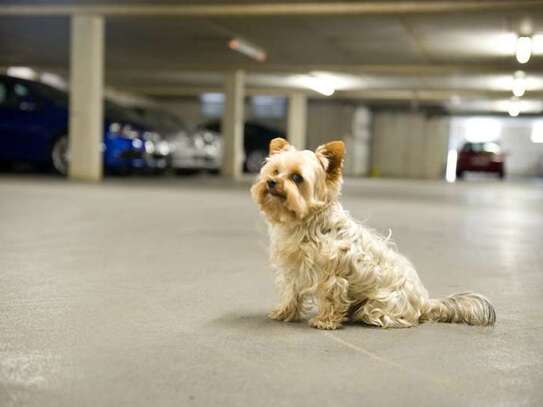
1;1;542;17
102;62;543;75
118;84;543;101
118;85;311;97
12;63;541;76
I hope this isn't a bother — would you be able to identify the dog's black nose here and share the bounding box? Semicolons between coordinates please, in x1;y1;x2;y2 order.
267;179;277;190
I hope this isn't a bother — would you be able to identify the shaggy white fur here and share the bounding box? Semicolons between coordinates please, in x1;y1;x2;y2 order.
251;138;496;330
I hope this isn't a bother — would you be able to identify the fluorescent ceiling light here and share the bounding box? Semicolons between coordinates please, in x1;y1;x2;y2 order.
7;66;36;80
512;71;526;97
295;73;340;96
516;36;532;64
228;38;266;62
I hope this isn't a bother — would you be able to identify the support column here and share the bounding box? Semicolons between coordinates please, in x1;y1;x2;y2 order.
221;70;245;178
68;15;104;182
287;93;307;150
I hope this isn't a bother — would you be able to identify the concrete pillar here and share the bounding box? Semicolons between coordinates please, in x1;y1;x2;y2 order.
68;15;104;182
287;93;307;150
221;70;245;178
345;107;371;176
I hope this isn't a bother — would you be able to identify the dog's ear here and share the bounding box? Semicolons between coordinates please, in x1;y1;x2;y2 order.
316;140;345;181
269;138;291;155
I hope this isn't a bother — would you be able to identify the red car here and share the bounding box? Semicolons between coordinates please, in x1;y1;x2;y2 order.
456;142;505;179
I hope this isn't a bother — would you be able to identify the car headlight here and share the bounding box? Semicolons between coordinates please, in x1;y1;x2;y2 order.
157;141;171;156
132;139;143;149
145;140;155;154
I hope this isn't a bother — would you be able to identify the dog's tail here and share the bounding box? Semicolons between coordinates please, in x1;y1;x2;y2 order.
421;292;496;326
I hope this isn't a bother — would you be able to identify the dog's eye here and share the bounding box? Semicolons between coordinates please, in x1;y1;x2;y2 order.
273;169;279;175
291;173;304;184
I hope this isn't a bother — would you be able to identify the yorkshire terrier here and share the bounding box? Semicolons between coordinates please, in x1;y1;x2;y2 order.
251;138;496;330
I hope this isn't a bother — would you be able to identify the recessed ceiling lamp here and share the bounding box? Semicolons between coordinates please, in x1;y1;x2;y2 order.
228;38;267;62
516;36;532;64
508;97;521;117
512;70;526;97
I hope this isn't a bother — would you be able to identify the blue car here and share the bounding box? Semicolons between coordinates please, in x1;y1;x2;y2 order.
0;74;155;175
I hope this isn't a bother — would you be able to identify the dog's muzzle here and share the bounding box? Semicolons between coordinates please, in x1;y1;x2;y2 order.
266;179;285;198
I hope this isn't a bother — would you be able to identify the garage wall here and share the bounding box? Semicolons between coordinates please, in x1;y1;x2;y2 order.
501;120;543;176
307;100;371;176
372;112;449;179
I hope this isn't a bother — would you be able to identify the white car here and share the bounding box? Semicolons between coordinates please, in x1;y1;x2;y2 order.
169;129;222;174
132;107;222;174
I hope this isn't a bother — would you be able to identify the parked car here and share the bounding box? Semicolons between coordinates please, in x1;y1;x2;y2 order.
0;74;158;175
202;121;284;173
169;128;222;174
456;141;505;179
134;107;222;174
131;107;175;173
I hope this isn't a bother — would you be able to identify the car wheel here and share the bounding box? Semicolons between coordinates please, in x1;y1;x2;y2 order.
51;136;69;176
245;150;267;173
0;161;12;172
498;170;505;179
456;170;464;179
175;168;199;176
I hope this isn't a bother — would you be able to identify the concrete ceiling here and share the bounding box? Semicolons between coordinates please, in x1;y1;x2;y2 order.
1;1;543;112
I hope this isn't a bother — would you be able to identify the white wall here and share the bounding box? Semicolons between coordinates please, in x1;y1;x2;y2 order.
371;112;449;179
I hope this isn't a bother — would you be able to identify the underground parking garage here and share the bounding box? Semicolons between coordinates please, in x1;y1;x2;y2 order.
1;1;543;406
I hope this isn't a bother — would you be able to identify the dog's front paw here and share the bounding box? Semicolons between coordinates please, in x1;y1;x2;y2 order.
268;306;300;322
309;317;342;330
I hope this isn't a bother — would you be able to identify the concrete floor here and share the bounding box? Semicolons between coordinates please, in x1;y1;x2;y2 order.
1;175;542;407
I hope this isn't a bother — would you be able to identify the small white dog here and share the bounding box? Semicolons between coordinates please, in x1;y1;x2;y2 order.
251;138;496;330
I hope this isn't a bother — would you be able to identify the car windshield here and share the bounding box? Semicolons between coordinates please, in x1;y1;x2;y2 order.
462;142;501;154
32;82;68;107
134;108;186;133
105;101;147;126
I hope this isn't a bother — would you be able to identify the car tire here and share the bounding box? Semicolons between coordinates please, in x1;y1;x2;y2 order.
51;135;69;176
456;170;464;179
498;170;505;179
0;161;12;172
175;168;199;176
245;150;267;173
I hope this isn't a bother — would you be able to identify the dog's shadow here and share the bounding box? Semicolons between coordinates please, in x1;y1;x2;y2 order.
207;311;379;334
207;311;306;334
